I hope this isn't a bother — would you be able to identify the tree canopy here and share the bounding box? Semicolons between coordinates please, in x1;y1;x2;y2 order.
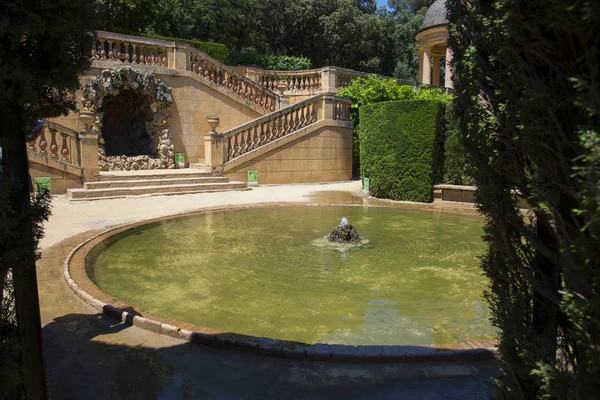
95;0;430;78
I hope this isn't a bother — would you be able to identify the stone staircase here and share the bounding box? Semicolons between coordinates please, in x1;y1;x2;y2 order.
65;169;247;201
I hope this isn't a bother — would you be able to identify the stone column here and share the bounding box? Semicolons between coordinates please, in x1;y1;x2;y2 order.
172;44;189;70
432;56;441;86
204;117;226;175
78;112;100;181
322;67;337;92
323;95;335;120
422;47;432;85
445;47;454;89
418;48;424;84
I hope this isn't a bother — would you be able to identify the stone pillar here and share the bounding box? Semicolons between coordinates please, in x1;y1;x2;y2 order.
204;117;226;175
445;47;454;89
78;112;100;181
172;44;189;70
418;48;424;84
322;67;338;92
323;95;335;120
432;56;441;86
422;47;432;85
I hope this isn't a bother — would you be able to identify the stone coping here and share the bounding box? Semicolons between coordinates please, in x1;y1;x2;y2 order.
64;202;498;361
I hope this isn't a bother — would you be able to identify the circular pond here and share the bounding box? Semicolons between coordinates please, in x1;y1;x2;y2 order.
87;206;495;346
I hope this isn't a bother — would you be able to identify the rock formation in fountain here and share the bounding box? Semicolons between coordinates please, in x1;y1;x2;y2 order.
328;217;360;243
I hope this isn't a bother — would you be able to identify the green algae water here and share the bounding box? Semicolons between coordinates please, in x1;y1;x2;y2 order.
88;206;495;346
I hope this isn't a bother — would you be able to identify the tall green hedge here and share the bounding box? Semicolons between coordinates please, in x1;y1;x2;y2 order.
449;0;600;398
359;100;444;202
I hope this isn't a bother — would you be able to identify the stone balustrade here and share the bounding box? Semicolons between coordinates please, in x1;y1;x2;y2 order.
92;31;171;67
187;48;278;112
222;96;321;163
28;120;81;167
209;94;351;165
255;69;323;92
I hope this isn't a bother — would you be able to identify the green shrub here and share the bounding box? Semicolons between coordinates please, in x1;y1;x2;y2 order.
226;47;266;67
339;76;452;176
263;55;312;71
359;100;444;202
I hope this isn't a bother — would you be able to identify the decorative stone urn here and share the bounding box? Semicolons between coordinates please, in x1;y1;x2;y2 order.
207;114;220;134
277;80;288;93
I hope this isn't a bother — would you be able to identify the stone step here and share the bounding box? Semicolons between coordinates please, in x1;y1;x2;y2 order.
85;176;229;189
98;170;214;182
66;181;248;200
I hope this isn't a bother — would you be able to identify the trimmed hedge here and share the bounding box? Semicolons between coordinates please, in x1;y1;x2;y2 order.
138;33;228;63
359;100;444;202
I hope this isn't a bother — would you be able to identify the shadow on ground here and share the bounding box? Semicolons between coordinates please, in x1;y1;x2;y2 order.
42;312;498;400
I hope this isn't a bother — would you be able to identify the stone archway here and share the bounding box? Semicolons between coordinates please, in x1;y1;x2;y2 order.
81;66;176;170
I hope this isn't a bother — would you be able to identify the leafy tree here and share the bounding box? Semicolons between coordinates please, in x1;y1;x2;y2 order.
392;7;426;80
0;0;96;397
264;56;312;71
449;0;600;398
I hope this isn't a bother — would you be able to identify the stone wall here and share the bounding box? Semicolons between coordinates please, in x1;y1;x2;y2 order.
29;163;81;194
225;124;352;184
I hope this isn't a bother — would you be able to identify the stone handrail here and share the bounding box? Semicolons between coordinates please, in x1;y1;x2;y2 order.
244;66;451;93
220;94;351;164
27;120;81;168
91;31;171;68
254;68;323;92
185;46;279;112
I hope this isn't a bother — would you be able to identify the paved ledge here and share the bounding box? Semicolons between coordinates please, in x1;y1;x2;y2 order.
64;202;497;362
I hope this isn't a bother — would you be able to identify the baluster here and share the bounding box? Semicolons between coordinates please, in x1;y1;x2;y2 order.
243;83;249;100
161;49;168;67
118;41;125;62
300;106;306;127
100;40;107;59
27;136;37;152
311;104;317;122
265;122;272;141
232;135;240;157
37;127;48;156
239;132;246;155
49;129;59;159
154;49;161;66
116;41;123;61
60;133;70;162
90;40;97;59
131;45;138;64
107;41;114;60
226;136;232;160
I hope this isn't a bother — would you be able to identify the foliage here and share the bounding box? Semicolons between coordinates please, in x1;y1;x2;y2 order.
392;6;426;81
448;0;600;398
95;0;431;77
227;47;266;67
442;103;473;185
359;100;444;202
264;56;312;71
339;76;451;175
0;184;51;399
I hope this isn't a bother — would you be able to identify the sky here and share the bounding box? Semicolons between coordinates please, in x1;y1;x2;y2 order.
376;0;389;8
